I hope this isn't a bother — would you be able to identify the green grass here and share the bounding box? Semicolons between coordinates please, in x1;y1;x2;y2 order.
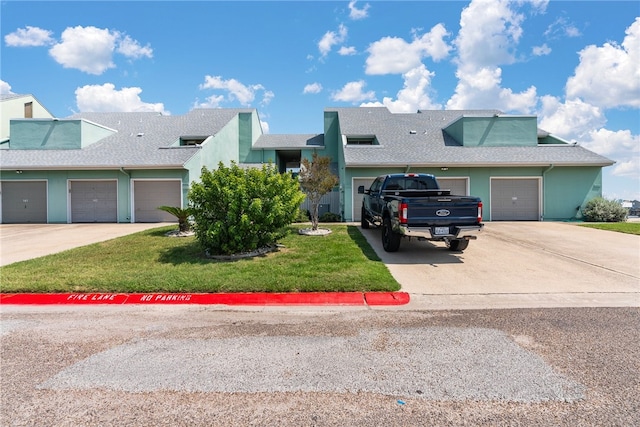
0;225;400;293
578;222;640;235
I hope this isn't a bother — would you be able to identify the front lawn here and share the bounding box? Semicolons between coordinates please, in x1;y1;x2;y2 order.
579;222;640;235
0;225;400;293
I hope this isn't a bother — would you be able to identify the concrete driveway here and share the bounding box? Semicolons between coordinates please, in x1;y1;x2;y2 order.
360;221;640;309
0;223;171;267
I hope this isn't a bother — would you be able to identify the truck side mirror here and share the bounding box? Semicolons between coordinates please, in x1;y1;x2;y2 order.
357;185;365;194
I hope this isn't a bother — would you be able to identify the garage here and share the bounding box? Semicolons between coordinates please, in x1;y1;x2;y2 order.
70;180;118;223
491;178;540;221
437;178;468;196
133;180;182;222
352;178;376;221
1;181;47;223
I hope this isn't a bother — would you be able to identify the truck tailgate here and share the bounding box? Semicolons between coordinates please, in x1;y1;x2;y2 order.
406;197;480;226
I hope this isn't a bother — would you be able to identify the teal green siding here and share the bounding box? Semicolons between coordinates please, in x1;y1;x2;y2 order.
543;167;603;220
9;119;115;150
444;116;538;147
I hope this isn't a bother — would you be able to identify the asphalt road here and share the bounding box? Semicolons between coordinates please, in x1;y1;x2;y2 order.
1;305;638;426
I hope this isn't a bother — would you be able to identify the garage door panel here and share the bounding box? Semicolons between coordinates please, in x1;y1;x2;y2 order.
491;179;539;221
134;180;181;223
71;181;117;223
437;178;468;196
353;178;375;221
1;181;47;223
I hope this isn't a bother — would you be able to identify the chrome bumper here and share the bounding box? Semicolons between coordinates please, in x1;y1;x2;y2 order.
397;224;484;240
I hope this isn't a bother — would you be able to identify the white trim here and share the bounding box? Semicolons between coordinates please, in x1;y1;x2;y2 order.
131;178;183;223
489;177;542;221
67;179;119;223
0;179;48;224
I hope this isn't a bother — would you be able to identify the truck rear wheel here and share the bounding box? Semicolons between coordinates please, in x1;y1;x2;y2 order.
361;206;370;229
382;217;401;252
449;239;469;251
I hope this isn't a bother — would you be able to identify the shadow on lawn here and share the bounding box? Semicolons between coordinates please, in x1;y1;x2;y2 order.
346;225;382;262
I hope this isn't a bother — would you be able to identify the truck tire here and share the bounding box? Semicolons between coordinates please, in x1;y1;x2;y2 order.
382;216;401;252
449;239;469;251
361;206;370;229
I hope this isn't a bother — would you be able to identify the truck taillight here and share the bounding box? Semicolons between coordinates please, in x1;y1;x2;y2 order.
477;202;483;223
400;202;408;224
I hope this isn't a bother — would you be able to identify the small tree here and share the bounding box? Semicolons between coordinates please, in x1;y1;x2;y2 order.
298;152;340;231
188;162;305;255
157;206;192;232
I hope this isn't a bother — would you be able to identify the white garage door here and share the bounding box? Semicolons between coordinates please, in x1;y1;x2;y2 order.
1;181;47;223
133;180;182;223
70;180;118;223
436;178;468;196
491;178;540;221
352;178;376;221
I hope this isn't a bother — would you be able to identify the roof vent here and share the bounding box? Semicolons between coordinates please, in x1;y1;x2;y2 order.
136;132;145;137
409;130;417;135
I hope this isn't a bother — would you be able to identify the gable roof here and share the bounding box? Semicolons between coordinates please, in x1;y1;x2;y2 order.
0;108;253;170
328;107;614;167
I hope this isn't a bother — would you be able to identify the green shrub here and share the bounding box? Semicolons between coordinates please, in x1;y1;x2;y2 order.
188;162;305;255
295;208;310;222
582;197;628;222
319;212;341;222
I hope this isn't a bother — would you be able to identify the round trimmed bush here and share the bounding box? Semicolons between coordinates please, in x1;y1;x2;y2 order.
582;197;628;222
188;162;305;255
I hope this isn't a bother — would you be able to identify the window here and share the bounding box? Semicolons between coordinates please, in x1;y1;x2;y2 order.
347;136;377;145
24;102;33;118
180;137;206;146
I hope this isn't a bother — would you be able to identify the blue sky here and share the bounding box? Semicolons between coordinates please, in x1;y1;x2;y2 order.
2;0;639;200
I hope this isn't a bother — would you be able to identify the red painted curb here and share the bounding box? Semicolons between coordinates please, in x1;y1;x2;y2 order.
0;292;410;306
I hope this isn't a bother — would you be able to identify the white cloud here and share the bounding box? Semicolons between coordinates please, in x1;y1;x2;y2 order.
338;46;357;56
75;83;167;113
116;35;153;59
5;26;54;47
49;26;118;75
566;18;640;109
538;96;605;140
532;43;551;56
199;75;272;107
365;23;451;75
0;80;13;94
544;17;582;40
455;0;524;68
348;1;370;20
303;83;323;94
331;80;375;103
318;24;348;57
582;128;640;181
446;0;537;113
361;64;441;113
46;26;152;75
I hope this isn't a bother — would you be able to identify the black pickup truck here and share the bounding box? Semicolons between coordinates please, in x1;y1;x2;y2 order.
358;173;483;252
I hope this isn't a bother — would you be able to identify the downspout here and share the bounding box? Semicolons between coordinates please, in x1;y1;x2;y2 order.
542;164;554;221
119;168;132;223
405;165;411;173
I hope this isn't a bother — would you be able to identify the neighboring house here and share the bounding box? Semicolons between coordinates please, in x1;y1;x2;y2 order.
0;95;614;224
1;93;54;143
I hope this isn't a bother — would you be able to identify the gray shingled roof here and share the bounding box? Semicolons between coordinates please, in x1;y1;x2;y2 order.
0;109;253;169
328;107;614;167
254;134;324;149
